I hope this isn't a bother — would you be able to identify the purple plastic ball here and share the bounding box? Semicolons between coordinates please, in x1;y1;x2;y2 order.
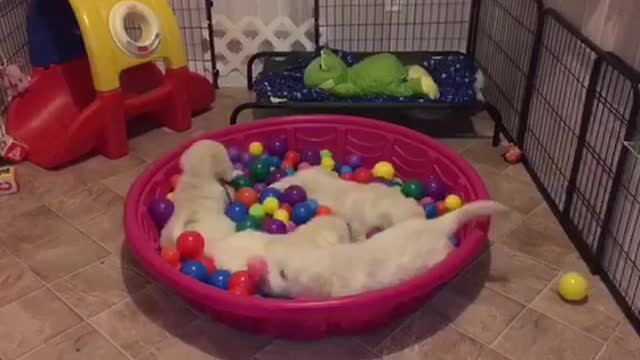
254;182;267;193
149;198;174;229
346;154;362;169
300;149;321;166
424;179;447;201
266;169;288;185
287;222;297;232
240;152;252;165
262;218;288;234
281;185;308;205
268;137;289;158
227;146;241;162
233;162;244;171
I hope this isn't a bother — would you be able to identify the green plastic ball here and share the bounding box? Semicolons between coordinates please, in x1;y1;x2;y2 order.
250;158;271;182
401;180;425;200
236;217;260;231
320;149;333;159
231;175;254;190
249;204;266;224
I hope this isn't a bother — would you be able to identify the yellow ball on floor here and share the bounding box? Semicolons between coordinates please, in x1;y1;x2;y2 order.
558;272;588;302
444;194;463;211
262;197;279;215
321;157;335;171
273;209;290;223
249;142;264;157
372;161;395;180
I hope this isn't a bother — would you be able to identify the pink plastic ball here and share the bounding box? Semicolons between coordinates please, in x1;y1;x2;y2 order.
419;197;435;206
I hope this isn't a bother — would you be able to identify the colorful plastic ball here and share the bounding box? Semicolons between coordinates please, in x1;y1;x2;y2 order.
307;199;319;213
424;179;447;201
261;218;287;234
341;173;354;181
436;201;447;216
285;169;295;176
419;197;435;206
259;188;282;202
281;185;308;206
298;162;311;170
424;203;439;219
235;188;259;208
353;168;373;183
401;180;425;200
249;158;271;182
300;149;321;166
249;141;264;157
208;270;231;289
161;247;181;265
176;231;205;259
291;202;314;225
233;162;244;171
254;182;267;193
149;199;174;229
320;157;335;171
372;161;395;180
339;165;353;175
197;255;216;274
444;194;463;211
225;202;249;223
231;175;254;190
280;203;292;214
316;205;333;216
281;160;295;171
180;260;208;282
249;204;266;222
346;154;362;169
227;146;241;162
266;169;288;185
268;137;288;158
320;149;333;158
284;150;300;165
229;286;251;296
267;156;282;169
169;174;181;189
262;197;280;215
240;152;252;165
229;271;255;290
558;272;589;302
287;222;297;232
273;209;290;224
236;216;260;231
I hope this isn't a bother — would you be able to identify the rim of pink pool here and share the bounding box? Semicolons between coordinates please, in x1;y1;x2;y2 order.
124;115;491;339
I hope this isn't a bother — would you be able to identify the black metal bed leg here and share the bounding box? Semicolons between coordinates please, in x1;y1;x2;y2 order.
483;103;503;147
230;103;257;125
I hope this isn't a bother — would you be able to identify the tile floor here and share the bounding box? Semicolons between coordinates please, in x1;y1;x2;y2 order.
0;88;638;360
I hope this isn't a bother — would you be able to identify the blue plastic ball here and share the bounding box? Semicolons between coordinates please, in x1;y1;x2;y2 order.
285;169;295;176
346;154;362;169
291;202;315;225
424;203;439;219
339;165;353;175
180;261;208;282
307;199;319;213
208;270;231;289
225;202;249;223
267;156;282;168
259;187;282;202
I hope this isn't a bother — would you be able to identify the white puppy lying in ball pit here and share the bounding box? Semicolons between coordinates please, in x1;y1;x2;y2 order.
250;200;507;299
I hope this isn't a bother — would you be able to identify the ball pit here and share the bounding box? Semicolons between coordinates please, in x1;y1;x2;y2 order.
124;115;490;339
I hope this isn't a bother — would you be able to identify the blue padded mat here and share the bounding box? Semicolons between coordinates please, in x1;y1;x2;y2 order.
254;49;480;105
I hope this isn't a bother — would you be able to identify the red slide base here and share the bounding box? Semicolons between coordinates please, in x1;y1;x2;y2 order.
7;57;215;169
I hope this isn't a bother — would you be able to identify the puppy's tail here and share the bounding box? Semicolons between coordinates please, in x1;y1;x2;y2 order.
435;200;508;237
180;140;234;181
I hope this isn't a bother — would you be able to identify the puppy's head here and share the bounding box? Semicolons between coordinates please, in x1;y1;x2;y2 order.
180;140;234;181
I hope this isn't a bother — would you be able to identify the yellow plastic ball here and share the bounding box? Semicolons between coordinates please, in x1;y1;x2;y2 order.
372;161;395;180
248;142;264;157
273;209;290;223
558;272;588;302
262;197;279;215
320;157;335;171
444;194;463;211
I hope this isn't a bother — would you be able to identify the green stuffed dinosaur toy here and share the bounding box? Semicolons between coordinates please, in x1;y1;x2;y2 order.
303;49;440;99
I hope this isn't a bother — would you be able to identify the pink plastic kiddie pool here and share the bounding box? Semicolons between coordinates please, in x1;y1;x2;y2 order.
124;115;490;339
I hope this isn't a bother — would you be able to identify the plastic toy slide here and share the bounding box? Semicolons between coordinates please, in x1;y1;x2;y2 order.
7;0;215;169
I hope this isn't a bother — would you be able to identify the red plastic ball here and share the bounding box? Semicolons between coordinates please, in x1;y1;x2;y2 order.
353;168;373;183
436;201;447;216
341;173;354;181
170;174;181;189
228;271;256;294
284;151;300;165
228;286;251;296
280;203;292;215
281;160;295;170
316;205;333;217
235;188;259;208
197;255;216;275
161;247;180;265
176;231;205;259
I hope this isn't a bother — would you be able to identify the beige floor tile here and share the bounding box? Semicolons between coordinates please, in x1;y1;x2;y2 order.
526;203;571;241
0;249;42;308
439;138;477;153
139;318;272;360
461;141;509;172
48;183;123;226
0;167;42;223
256;338;375;360
20;322;128;360
16;163;91;204
429;273;525;344
90;286;197;358
494;309;604;360
356;315;413;352
501;164;532;182
488;209;524;243
499;222;575;269
65;154;146;185
101;164;148;197
50;256;151;318
378;311;485;359
597;322;640;360
0;289;82;360
0;206;109;283
472;244;557;304
479;349;511;360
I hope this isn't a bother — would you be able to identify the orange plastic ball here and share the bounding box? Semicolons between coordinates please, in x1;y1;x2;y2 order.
170;174;181;189
284;151;300;165
197;255;216;275
161;247;180;265
280;203;292;214
235;188;259;208
436;201;447;216
316;205;333;216
281;160;295;170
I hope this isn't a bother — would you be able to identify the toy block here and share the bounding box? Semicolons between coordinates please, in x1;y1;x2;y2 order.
0;134;28;163
0;166;18;195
